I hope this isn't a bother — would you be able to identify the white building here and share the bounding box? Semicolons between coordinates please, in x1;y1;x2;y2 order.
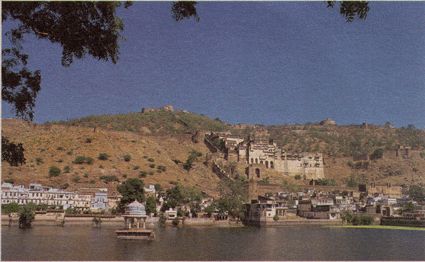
1;182;93;210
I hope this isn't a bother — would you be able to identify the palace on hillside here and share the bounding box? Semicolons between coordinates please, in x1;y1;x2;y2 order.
206;130;324;180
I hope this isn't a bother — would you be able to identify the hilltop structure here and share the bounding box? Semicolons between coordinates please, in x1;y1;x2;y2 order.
319;118;337;126
141;104;174;113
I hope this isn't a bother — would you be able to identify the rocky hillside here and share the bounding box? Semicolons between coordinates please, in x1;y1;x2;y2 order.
3;110;425;193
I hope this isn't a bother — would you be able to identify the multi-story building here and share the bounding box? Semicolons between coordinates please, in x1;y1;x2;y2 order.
208;132;325;180
1;183;98;211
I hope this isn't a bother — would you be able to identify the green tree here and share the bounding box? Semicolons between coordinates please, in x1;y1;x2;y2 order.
117;178;145;212
2;202;21;214
216;178;247;220
145;195;157;215
408;185;425;201
18;204;36;228
183;150;202;171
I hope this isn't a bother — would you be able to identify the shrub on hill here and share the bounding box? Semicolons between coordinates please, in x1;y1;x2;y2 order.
98;153;109;160
370;148;384;160
49;166;61;177
63;166;71;173
123;154;131;162
183;150;202;171
73;156;94;165
100;175;119;183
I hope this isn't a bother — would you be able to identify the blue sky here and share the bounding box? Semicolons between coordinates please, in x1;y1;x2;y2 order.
2;2;425;128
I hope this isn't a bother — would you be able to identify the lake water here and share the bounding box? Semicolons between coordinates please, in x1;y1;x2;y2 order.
2;226;425;261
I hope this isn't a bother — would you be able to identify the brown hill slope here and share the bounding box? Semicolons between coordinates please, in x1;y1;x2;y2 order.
1;119;221;196
3;112;425;193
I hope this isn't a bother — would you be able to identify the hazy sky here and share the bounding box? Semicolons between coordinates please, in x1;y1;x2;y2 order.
2;2;425;127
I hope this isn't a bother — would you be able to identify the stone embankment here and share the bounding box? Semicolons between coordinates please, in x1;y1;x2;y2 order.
1;214;158;227
246;218;343;227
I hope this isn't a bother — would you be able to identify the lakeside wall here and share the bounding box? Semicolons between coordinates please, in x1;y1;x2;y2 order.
1;214;158;227
381;217;425;227
2;214;342;228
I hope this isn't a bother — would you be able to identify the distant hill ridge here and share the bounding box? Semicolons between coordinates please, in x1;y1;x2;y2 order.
53;109;425;158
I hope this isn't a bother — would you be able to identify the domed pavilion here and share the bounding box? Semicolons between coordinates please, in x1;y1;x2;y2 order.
116;200;155;240
123;200;147;229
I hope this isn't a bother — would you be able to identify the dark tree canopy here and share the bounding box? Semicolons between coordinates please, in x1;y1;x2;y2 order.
2;1;126;121
2;137;26;166
171;1;199;22
327;1;369;22
117;178;145;212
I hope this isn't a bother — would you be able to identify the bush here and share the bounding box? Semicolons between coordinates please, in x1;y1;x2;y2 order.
154;183;162;192
370;148;384;160
139;171;147;178
315;178;336;186
98;153;109;160
89;179;96;184
149;164;156;168
273;214;279;221
123;154;131;162
4;178;15;184
35;157;43;165
85;138;92;143
63;166;71;173
83;173;89;178
183;150;203;171
100;175;119;183
294;174;301;180
157;165;166;172
56;146;64;151
133;165;140;170
73;156;94;165
148;158;155;162
49;166;61;177
159;213;166;227
72;176;81;183
346;175;358;188
60;183;69;189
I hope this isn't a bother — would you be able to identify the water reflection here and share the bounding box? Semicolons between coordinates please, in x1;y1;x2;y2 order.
2;226;424;261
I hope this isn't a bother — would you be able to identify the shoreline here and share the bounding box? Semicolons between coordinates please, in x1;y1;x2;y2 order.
329;225;425;231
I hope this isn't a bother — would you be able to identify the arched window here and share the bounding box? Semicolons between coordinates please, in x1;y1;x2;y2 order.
255;168;260;178
255;158;258;164
260;161;263;165
251;158;254;164
265;161;269;168
270;161;274;169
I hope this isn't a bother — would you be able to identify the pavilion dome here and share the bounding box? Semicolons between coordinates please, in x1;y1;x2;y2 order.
125;200;147;217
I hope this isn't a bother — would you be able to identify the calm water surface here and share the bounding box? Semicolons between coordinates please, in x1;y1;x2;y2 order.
2;226;425;260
